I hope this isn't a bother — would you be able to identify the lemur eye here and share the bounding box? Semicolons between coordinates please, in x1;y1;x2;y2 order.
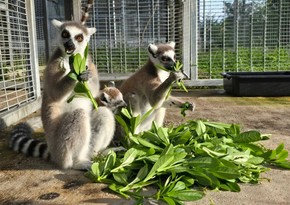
61;30;70;38
100;94;108;103
161;56;170;61
75;34;84;42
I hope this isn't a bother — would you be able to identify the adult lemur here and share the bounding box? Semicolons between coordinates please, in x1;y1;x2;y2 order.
9;1;115;170
119;42;194;134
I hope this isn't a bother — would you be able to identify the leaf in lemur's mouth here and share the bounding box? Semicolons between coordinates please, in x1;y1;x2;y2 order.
156;60;188;100
67;44;98;110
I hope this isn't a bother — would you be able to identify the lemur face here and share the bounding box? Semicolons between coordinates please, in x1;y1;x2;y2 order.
52;19;96;56
98;87;127;113
148;41;176;70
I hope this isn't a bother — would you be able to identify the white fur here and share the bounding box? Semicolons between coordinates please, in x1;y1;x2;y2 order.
168;41;176;49
163;50;176;62
157;69;170;82
148;44;158;54
90;107;115;157
51;19;63;29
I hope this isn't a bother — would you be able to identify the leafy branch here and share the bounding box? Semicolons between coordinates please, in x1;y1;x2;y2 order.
67;45;98;110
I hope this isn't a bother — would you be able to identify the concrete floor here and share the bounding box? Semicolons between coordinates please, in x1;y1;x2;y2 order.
0;89;290;205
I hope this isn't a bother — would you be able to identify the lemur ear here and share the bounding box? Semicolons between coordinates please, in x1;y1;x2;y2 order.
88;27;96;36
108;81;116;87
168;41;176;49
51;19;63;30
148;44;158;57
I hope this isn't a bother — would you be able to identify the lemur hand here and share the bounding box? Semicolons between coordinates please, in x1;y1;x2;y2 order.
180;102;195;117
184;101;195;112
169;71;186;82
78;66;92;81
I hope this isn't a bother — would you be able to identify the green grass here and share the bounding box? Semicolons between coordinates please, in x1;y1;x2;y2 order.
198;47;290;79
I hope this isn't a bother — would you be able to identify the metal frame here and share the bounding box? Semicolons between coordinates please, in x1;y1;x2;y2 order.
0;0;41;129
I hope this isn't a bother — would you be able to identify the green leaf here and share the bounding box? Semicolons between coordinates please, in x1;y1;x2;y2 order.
72;53;82;75
247;156;264;165
67;72;78;81
115;115;130;136
113;172;128;185
66;94;75;103
210;166;241;180
196;120;206;136
128;163;149;186
162;197;177;205
84;44;89;59
111;148;138;172
108;184;130;199
120;107;132;119
80;58;87;74
157;127;170;145
143;154;174;182
74;82;88;93
137;137;163;151
140;107;156;124
276;143;284;154
233;131;262;143
181;176;195;187
103;151;116;174
273;161;290;169
168;190;204;201
189;156;220;168
130;114;141;134
171;181;186;192
142;131;163;145
91;162;100;178
219;182;240;192
202;147;227;157
174;61;183;71
276;150;288;162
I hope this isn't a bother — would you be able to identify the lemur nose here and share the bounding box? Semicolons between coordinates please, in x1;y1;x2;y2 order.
63;39;75;51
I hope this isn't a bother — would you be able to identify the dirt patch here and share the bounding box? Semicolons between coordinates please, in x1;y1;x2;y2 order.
0;89;290;205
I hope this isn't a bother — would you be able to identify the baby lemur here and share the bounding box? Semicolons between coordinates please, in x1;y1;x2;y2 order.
119;42;194;133
9;1;115;170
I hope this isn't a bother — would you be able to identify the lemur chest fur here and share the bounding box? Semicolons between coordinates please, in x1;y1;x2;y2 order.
59;56;71;76
157;69;170;83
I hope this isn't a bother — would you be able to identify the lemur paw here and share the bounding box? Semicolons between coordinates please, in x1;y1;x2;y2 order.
186;102;196;112
169;71;186;81
78;68;92;81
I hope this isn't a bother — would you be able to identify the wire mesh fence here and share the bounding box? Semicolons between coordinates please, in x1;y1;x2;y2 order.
0;0;40;127
198;0;290;80
83;0;184;74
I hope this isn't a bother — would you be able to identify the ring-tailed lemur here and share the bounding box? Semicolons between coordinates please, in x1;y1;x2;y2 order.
96;86;127;113
9;85;126;168
119;42;195;133
9;1;115;170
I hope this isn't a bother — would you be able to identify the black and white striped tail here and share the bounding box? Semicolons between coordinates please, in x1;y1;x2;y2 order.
9;123;50;160
80;0;93;25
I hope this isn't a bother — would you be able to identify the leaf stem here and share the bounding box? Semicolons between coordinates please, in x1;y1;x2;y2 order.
83;81;98;110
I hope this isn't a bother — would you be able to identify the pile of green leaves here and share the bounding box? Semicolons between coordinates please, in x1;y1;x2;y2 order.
67;45;98;110
86;108;290;205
